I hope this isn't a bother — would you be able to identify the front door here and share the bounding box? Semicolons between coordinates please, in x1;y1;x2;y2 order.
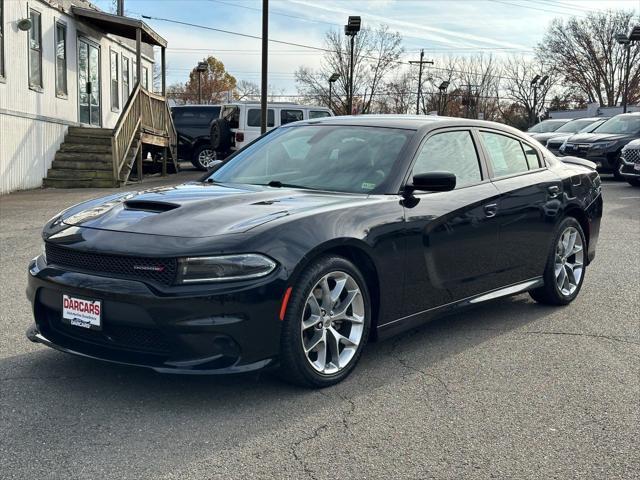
402;129;502;314
78;39;101;126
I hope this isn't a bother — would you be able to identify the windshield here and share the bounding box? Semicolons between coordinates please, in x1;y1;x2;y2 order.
555;119;598;133
210;125;413;194
528;120;567;133
594;115;640;134
579;119;606;133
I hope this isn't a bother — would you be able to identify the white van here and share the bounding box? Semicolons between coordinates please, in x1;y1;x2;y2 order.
210;102;333;155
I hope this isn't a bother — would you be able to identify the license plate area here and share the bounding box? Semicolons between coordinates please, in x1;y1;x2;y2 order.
62;295;102;331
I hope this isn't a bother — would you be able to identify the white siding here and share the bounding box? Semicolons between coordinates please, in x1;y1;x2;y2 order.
0;0;156;194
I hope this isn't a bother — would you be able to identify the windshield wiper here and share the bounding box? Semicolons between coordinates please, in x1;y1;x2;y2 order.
266;180;315;190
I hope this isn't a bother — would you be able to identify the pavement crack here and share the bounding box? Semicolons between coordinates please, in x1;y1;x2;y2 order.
479;329;640;346
289;422;330;480
389;336;451;395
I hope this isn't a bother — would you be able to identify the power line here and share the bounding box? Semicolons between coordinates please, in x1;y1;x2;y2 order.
486;0;587;16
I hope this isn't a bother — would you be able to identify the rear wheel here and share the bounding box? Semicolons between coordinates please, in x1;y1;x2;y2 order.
279;256;371;388
191;144;217;171
530;217;586;305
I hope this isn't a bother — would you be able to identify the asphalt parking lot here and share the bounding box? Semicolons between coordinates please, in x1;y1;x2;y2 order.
1;174;638;480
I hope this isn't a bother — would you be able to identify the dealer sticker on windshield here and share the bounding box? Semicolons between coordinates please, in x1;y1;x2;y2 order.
62;295;102;330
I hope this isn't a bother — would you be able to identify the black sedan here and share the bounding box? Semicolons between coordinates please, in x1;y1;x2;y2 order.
27;116;603;387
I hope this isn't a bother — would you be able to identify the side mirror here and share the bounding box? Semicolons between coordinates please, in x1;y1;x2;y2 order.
208;160;224;171
408;172;456;193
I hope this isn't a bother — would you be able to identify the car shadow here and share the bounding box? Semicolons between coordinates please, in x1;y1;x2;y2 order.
2;293;557;475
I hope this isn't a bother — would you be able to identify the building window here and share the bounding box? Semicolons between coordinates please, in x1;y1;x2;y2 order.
110;49;119;111
133;60;137;85
143;66;149;90
28;9;43;90
122;56;130;101
0;0;5;79
55;22;67;97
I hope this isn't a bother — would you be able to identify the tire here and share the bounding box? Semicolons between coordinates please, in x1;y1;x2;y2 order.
210;119;232;151
190;144;217;171
529;217;587;306
627;178;640;187
279;255;372;388
612;155;624;181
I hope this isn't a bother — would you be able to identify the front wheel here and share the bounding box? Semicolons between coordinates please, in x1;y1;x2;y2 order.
530;217;586;305
279;256;371;388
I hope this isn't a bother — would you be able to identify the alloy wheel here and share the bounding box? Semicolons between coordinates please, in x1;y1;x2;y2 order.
301;271;365;375
198;149;217;169
554;226;584;296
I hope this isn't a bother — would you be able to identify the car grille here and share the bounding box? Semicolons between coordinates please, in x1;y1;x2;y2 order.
622;147;640;164
45;243;177;285
49;316;172;354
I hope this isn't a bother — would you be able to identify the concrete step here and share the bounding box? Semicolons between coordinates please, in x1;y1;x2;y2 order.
59;143;113;153
47;169;114;180
43;178;118;189
51;159;113;171
64;135;112;146
67;127;113;137
55;151;113;162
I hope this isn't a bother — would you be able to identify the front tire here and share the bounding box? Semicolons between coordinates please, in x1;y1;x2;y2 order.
530;217;587;305
191;144;217;171
279;256;371;388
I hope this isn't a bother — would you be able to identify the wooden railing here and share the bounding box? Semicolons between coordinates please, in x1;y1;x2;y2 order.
111;84;177;181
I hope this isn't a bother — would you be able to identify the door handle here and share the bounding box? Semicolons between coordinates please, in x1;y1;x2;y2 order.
484;203;498;218
547;185;560;198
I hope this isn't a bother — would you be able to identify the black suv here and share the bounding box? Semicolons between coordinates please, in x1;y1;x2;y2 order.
171;105;222;170
559;113;640;179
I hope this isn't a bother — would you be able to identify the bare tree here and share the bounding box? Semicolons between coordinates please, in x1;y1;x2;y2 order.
234;80;260;101
501;56;558;125
537;10;640;106
295;25;403;114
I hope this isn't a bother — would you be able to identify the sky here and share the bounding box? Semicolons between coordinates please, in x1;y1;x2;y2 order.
91;0;640;93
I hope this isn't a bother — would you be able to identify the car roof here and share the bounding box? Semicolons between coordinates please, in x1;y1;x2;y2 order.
172;105;221;109
223;102;330;109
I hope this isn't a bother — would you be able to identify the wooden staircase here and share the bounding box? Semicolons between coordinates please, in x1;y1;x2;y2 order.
43;85;177;189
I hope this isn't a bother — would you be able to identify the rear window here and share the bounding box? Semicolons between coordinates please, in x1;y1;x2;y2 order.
281;109;303;125
310;110;331;119
247;108;274;128
222;106;240;129
172;107;220;124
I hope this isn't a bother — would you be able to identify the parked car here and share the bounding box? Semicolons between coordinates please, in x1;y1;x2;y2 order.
171;105;222;170
527;118;571;141
547;118;609;155
559;113;640;178
537;117;605;153
27;115;602;388
619;139;640;186
210;102;332;157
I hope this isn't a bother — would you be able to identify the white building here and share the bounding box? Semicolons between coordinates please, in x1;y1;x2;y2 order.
548;102;640;120
0;0;175;194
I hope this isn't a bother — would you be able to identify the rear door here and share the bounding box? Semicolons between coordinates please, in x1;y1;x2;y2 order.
243;107;275;148
478;130;563;285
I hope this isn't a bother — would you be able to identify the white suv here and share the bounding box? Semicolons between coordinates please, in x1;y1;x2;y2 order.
210;102;332;156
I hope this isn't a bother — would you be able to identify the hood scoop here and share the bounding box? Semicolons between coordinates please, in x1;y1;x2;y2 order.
123;200;180;213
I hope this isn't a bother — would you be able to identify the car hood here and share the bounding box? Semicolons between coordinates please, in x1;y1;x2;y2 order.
58;182;368;238
546;133;572;144
623;138;640;149
529;132;565;143
564;132;636;144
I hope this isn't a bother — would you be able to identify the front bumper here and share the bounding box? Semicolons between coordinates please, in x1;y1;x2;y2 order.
619;151;640;179
26;255;284;374
559;147;618;172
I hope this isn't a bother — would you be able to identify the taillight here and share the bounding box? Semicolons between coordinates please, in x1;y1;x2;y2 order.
236;132;245;142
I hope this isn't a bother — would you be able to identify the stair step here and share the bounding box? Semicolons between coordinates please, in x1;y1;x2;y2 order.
47;169;114;180
55;151;113;162
43;178;118;189
64;135;112;145
68;127;113;137
59;143;113;153
51;159;113;171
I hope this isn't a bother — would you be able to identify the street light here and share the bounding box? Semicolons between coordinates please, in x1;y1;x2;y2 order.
530;74;548;127
438;81;449;116
344;16;361;115
196;61;208;104
328;73;340;113
615;33;631;113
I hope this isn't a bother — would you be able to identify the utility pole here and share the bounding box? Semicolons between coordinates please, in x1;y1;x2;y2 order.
116;0;124;16
260;0;269;133
409;50;433;115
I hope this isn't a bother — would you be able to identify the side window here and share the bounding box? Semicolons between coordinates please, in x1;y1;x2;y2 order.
54;22;67;97
522;142;541;169
280;109;303;125
480;131;529;177
122;56;130;101
110;49;119;111
412;131;482;188
222;106;240;129
310;110;331;119
28;9;42;89
247;108;274;128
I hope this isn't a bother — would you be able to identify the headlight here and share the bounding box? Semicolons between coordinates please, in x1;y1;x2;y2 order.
590;141;616;150
176;254;277;284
